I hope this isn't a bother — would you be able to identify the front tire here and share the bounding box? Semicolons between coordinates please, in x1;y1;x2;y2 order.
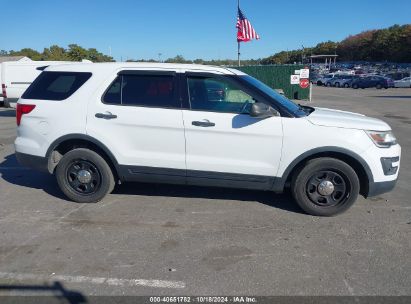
56;148;115;203
291;158;360;216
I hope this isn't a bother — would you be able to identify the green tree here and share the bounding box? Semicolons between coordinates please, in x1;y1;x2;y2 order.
85;48;114;62
67;44;88;61
42;45;69;61
165;55;192;64
9;48;42;60
261;24;411;64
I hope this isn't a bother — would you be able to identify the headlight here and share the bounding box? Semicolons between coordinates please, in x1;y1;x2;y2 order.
366;130;397;148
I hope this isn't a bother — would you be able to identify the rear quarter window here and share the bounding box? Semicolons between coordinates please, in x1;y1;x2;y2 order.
22;71;92;101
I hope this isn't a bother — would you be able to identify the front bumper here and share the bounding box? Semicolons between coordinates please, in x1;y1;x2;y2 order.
361;143;401;198
367;179;397;197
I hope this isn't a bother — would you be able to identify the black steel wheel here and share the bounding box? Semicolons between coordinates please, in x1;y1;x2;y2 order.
66;160;101;195
306;170;349;207
56;148;115;203
291;158;360;216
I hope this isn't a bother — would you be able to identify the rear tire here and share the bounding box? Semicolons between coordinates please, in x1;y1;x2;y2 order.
56;148;115;203
376;84;382;89
352;84;359;89
344;83;350;88
291;158;360;216
335;82;340;88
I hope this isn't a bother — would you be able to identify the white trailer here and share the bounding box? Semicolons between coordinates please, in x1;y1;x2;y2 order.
0;64;3;105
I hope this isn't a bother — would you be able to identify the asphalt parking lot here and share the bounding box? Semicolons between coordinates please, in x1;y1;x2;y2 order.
0;87;410;297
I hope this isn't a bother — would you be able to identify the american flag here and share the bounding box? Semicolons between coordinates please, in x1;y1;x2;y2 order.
236;8;260;42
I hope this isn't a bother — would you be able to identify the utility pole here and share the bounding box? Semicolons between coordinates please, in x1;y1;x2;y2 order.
301;45;305;64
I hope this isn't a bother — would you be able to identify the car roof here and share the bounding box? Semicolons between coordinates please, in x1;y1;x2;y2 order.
44;62;246;75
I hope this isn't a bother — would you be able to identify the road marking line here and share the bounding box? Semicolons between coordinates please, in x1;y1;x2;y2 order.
0;272;185;289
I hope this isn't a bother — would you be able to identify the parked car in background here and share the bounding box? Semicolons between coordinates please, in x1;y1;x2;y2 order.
324;75;343;87
316;74;335;86
394;77;411;88
351;76;394;89
385;72;410;81
310;73;321;84
329;75;359;88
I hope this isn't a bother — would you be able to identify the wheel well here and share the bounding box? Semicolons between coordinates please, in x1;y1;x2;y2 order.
48;139;119;180
284;152;370;197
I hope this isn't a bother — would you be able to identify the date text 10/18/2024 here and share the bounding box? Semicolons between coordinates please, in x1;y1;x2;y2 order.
149;296;258;303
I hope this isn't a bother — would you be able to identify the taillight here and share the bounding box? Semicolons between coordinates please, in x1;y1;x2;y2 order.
16;104;36;126
1;84;6;98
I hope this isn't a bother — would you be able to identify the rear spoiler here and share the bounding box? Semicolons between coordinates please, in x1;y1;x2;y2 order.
36;66;49;71
36;60;93;71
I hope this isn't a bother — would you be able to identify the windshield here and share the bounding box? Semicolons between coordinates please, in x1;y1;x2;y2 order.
239;75;307;116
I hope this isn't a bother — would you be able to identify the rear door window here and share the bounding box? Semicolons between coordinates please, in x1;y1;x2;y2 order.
102;74;179;109
103;76;122;105
22;72;92;101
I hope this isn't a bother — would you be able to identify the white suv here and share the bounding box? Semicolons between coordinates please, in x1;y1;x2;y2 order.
15;63;401;216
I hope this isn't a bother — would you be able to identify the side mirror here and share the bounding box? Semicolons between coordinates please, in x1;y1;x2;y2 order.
250;102;280;119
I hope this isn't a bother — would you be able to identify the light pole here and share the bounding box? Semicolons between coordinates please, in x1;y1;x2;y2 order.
301;45;305;64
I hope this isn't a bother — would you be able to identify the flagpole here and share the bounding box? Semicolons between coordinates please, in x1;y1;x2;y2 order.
238;42;241;67
237;0;241;66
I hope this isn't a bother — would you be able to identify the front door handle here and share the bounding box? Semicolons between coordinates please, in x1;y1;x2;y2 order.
95;112;117;120
192;120;215;127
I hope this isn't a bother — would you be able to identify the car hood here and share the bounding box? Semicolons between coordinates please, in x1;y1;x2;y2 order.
307;107;391;131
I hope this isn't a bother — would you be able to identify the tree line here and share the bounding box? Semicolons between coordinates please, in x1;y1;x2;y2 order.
1;24;409;65
126;55;262;66
261;24;411;64
0;44;114;62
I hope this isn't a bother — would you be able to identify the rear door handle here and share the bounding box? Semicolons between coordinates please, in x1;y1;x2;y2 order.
95;112;117;120
192;120;215;127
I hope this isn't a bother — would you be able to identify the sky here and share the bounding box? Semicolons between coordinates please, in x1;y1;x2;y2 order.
1;0;410;61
